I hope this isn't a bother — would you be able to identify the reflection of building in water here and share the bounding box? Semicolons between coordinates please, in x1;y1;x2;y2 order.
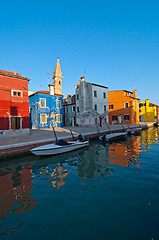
50;165;68;189
141;127;159;150
109;136;142;168
0;165;37;219
77;143;112;181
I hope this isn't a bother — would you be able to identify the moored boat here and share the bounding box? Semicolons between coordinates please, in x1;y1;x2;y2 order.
30;134;89;156
99;132;127;142
127;127;142;135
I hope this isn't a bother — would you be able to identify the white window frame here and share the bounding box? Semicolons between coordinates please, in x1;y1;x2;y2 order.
125;102;129;108
11;90;23;97
56;114;62;123
40;114;47;123
56;100;61;109
40;98;46;108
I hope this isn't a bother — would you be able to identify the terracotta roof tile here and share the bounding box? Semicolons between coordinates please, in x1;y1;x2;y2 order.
0;69;30;81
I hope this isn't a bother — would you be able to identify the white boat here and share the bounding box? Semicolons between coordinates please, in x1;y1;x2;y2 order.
127;127;142;135
30;136;89;156
99;132;127;142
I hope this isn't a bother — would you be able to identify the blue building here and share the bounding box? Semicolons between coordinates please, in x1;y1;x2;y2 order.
29;59;64;129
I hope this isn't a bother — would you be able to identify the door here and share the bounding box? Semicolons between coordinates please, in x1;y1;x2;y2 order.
11;117;20;129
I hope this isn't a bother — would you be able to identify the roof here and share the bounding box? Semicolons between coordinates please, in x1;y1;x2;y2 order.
53;59;62;76
30;90;63;97
0;69;30;81
109;90;133;94
149;103;159;107
92;83;108;89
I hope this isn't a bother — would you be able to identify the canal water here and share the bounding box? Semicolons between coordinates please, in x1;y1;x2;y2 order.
0;127;159;240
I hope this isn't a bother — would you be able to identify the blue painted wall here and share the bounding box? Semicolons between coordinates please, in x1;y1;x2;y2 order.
29;93;63;129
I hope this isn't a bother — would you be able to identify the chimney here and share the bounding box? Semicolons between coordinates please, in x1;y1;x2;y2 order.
80;76;85;82
48;84;54;95
133;90;137;98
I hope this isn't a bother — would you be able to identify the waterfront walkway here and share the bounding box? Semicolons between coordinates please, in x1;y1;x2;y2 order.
0;122;155;158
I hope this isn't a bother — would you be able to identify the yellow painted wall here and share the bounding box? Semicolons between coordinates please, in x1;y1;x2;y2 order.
140;99;157;122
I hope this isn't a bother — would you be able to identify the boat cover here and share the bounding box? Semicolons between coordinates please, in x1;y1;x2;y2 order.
55;139;72;146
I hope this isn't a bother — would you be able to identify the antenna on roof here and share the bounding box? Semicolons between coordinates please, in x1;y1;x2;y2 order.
134;78;138;90
47;73;49;85
84;68;86;76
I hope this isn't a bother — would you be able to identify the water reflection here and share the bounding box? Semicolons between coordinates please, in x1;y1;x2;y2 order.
108;136;142;168
0;127;158;223
77;143;112;181
141;127;159;150
0;164;37;219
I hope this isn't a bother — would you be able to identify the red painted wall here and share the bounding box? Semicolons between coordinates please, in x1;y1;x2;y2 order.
0;73;30;130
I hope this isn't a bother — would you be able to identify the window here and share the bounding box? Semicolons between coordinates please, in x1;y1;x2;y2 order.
112;115;117;121
103;92;106;98
40;114;47;123
94;90;97;97
56;100;61;109
11;90;23;97
95;118;97;125
125;102;129;108
57;114;62;122
66;107;68;113
77;107;79;112
124;115;129;120
59;81;61;85
104;117;107;124
40;98;46;108
76;94;79;100
109;104;114;110
94;104;97;110
11;117;20;129
73;106;75;111
104;105;106;111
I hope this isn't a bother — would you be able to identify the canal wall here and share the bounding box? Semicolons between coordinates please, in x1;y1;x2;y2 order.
0;122;155;159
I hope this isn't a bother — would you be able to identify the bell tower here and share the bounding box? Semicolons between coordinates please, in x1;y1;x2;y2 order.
52;59;63;95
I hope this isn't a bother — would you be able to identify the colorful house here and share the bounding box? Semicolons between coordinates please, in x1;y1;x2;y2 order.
0;69;30;136
108;90;139;125
29;59;63;129
139;99;159;122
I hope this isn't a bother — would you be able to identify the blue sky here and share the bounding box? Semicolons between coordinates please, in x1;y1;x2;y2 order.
1;0;159;104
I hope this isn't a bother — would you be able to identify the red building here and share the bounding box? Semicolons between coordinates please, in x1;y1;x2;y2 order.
0;70;30;136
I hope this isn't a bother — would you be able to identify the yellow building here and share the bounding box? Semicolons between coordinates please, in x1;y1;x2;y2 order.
139;99;157;122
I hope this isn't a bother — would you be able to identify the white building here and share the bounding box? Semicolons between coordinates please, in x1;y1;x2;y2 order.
75;76;108;126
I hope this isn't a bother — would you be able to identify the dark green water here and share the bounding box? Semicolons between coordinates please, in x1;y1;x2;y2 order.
0;127;159;240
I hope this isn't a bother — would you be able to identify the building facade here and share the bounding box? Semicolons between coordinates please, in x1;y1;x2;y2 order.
0;70;30;136
108;90;139;125
63;95;76;126
29;59;63;129
75;76;108;126
139;99;159;122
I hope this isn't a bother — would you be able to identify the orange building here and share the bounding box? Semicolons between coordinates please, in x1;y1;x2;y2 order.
108;90;139;124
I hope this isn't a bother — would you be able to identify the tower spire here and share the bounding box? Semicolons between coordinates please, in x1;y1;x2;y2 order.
52;59;63;95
